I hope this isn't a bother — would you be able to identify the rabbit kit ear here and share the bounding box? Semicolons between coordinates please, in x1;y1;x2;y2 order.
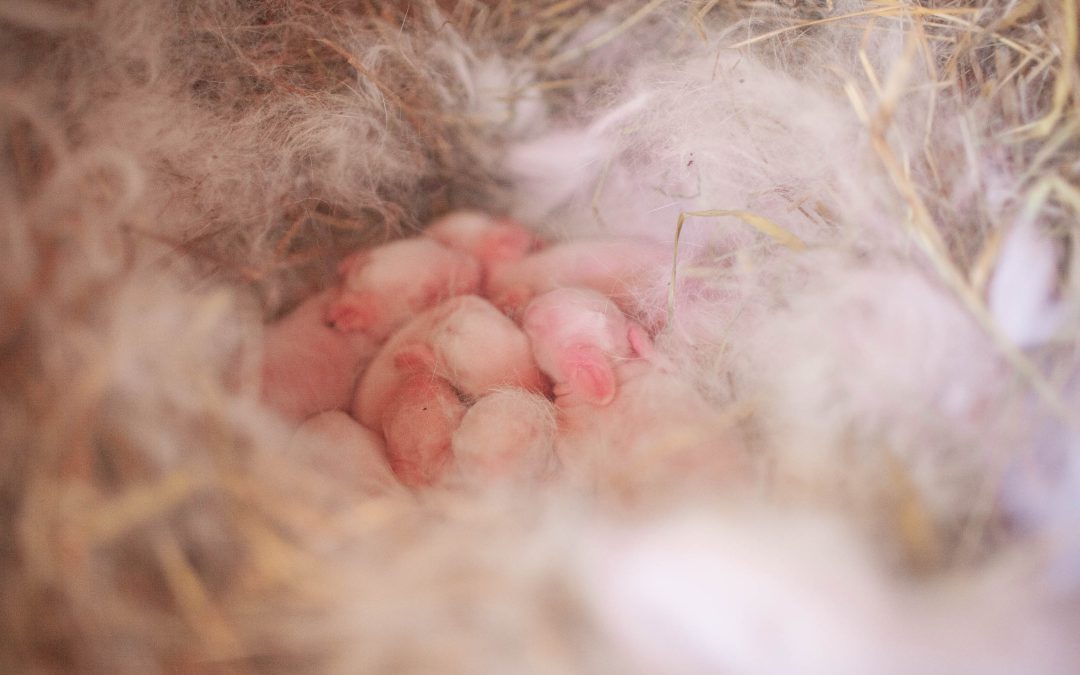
559;344;618;406
627;322;657;360
324;289;382;333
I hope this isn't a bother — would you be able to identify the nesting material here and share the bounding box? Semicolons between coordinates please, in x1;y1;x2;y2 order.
2;0;1080;672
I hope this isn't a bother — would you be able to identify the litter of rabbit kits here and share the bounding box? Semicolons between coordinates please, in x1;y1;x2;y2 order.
2;0;1080;672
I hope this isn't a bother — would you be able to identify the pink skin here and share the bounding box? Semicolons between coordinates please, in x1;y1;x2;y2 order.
263;237;480;422
380;371;466;488
261;288;378;421
485;238;671;324
523;287;646;410
352;295;547;486
424;210;545;285
451;389;560;484
326;237;482;342
288;411;405;497
522;288;743;484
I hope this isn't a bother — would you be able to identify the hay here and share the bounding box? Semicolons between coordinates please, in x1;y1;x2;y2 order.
2;0;1079;672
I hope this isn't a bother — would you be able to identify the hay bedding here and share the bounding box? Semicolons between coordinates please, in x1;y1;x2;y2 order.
2;0;1080;672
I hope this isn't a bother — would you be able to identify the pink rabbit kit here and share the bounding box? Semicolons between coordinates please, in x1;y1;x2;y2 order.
5;1;1079;672
265;210;740;492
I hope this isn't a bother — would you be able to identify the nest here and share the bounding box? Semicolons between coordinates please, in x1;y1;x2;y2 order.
2;0;1079;672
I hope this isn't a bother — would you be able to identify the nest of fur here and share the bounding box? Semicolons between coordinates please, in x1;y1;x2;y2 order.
2;0;1079;672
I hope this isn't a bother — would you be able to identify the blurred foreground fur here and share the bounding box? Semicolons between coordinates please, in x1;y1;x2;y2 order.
2;0;1080;672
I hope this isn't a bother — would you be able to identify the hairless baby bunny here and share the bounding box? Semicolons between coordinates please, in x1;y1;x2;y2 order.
261;288;378;422
424;210;544;281
352;295;548;487
425;210;671;329
288;411;407;498
522;287;745;490
450;388;560;486
486;238;672;327
261;237;483;421
326;237;482;341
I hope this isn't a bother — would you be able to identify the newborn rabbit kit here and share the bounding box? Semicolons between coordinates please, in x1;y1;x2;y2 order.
3;1;1080;672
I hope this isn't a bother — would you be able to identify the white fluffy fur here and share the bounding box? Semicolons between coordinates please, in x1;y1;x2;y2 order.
2;0;1079;672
